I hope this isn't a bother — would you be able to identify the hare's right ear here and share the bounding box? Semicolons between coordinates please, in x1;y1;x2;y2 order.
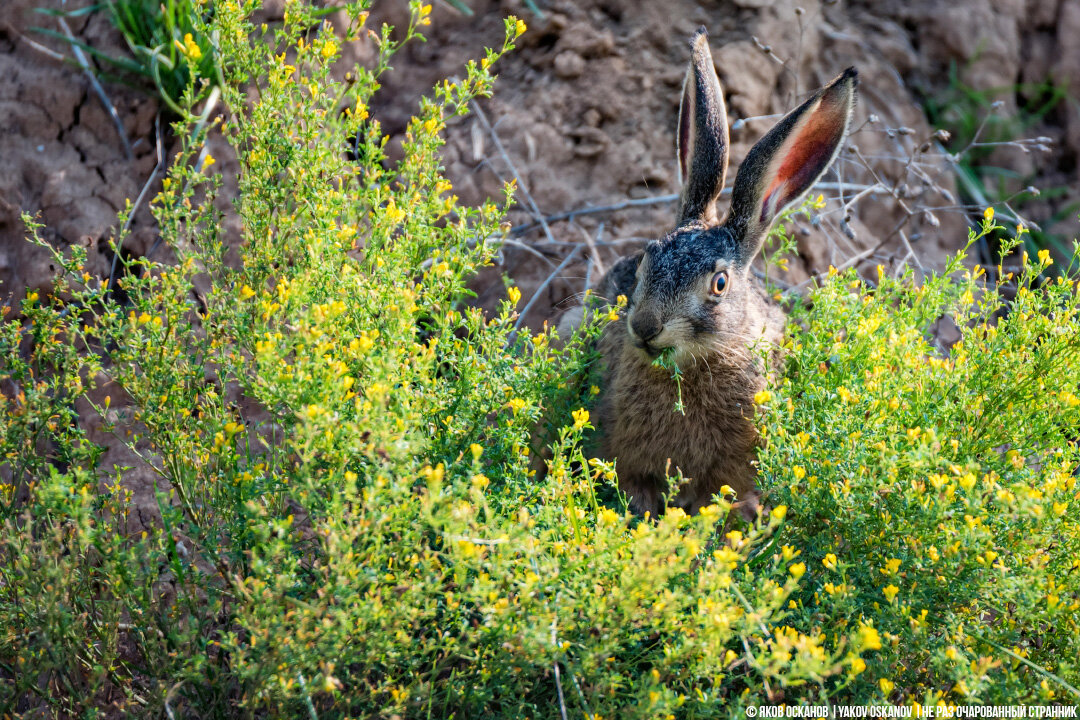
676;28;729;227
726;67;857;264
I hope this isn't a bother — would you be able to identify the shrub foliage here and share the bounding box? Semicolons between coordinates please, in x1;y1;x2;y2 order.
1;1;1078;717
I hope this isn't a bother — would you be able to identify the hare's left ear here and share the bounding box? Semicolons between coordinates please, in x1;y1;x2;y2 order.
676;28;729;227
726;67;857;263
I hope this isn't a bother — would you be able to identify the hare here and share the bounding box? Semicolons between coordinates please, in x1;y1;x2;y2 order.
594;28;857;519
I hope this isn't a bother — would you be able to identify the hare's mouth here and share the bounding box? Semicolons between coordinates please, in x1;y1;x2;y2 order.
633;339;664;359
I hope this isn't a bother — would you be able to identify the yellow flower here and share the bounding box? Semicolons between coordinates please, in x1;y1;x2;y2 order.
507;397;527;415
175;33;203;60
359;335;378;355
883;584;900;603
983;206;994;222
695;504;721;525
1038;249;1052;266
514;18;527;37
507;286;521;305
571;408;590;430
792;465;806;480
753;389;772;404
770;505;787;522
879;678;895;694
857;624;882;651
606;308;620;322
882;558;901;575
240;284;256;300
202;153;216;171
664;506;686;521
598;508;620;526
789;562;806;580
456;540;481;558
823;553;837;571
470;443;482;461
321;39;338;59
384;199;406;225
850;657;866;674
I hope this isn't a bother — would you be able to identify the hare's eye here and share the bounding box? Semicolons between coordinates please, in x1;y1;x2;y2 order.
711;271;729;296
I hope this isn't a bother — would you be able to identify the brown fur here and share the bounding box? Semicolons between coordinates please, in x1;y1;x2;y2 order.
597;267;784;518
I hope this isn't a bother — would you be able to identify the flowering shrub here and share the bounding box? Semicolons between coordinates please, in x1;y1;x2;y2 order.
756;223;1080;704
1;1;1078;717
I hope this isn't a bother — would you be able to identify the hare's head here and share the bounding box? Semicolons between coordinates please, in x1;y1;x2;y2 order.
624;29;856;363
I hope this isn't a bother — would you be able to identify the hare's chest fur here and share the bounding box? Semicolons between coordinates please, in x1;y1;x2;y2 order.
596;314;775;516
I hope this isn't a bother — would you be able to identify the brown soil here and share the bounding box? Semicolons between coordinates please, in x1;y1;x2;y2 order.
1;0;1078;528
363;0;1080;327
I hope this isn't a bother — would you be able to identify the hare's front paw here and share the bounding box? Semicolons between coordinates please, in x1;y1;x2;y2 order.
622;476;665;519
730;490;761;523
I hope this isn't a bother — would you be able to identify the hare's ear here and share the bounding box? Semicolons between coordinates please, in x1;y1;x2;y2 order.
727;67;857;262
676;28;729;227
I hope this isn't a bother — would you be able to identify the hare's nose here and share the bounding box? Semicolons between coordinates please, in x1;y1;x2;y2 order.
630;311;663;342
